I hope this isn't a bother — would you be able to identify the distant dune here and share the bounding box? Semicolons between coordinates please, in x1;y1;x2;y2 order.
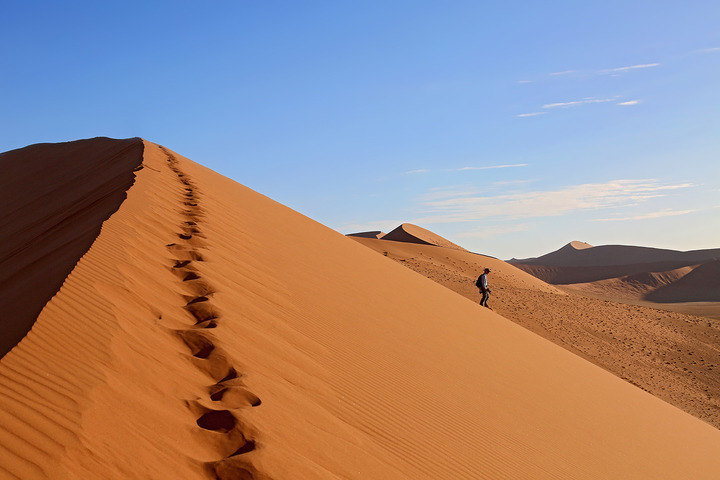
646;260;720;302
511;242;720;305
346;230;385;239
3;139;720;479
381;223;467;251
511;241;720;268
565;265;695;299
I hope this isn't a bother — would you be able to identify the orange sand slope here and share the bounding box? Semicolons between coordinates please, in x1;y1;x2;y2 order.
382;222;467;251
3;140;720;479
0;137;143;356
353;234;720;428
351;236;562;296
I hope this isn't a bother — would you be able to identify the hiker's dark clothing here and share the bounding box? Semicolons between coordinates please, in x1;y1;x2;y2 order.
477;273;491;308
480;289;490;307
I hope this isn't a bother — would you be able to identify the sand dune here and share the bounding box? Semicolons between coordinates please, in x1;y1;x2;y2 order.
382;223;467;250
511;241;720;267
354;234;720;430
646;260;720;303
346;230;385;239
565;265;695;300
3;139;720;479
0;137;143;357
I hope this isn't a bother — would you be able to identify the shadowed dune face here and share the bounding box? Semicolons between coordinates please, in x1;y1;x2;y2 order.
646;260;720;302
0;137;143;357
381;223;466;251
511;241;720;267
346;231;385;239
513;260;700;284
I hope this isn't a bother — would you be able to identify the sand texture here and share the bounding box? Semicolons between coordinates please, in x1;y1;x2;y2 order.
354;236;720;429
3;139;720;479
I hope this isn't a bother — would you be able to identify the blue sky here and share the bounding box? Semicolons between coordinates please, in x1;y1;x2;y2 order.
1;1;718;258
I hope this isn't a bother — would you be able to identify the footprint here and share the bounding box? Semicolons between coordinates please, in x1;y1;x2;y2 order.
195;319;218;329
208;457;268;480
209;385;261;408
176;330;216;359
196;409;236;433
186;295;210;305
185;302;219;325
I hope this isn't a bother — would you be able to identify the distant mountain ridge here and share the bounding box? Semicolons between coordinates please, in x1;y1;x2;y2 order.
510;241;720;302
510;241;720;268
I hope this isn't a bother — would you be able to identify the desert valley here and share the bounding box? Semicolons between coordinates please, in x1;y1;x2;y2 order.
1;138;720;479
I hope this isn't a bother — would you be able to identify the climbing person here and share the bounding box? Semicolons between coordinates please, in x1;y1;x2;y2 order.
476;268;492;310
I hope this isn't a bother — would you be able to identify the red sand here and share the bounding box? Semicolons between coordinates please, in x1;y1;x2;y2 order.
2;139;720;479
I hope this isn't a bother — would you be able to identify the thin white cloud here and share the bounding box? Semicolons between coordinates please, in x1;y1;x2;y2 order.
542;97;616;109
517;112;546;117
493;179;535;186
617;100;639;106
405;164;529;175
454;164;528;171
593;209;697;222
550;70;576;76
599;63;660;74
517;80;533;84
696;47;720;53
411;179;695;224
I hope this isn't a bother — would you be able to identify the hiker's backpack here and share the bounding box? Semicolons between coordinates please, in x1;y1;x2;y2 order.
475;275;483;288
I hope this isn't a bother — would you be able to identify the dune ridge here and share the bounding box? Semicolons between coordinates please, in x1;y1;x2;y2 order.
346;230;385;239
511;241;720;268
0;137;144;357
646;260;720;302
2;139;720;479
382;223;467;251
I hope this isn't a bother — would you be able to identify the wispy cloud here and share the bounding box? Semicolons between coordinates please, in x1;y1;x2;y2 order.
493;179;535;186
412;179;695;224
517;112;546;117
696;47;720;53
542;97;616;109
550;70;576;76
593;209;697;222
617;100;639;106
454;164;528;171
405;164;529;175
599;63;660;74
517;80;533;84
